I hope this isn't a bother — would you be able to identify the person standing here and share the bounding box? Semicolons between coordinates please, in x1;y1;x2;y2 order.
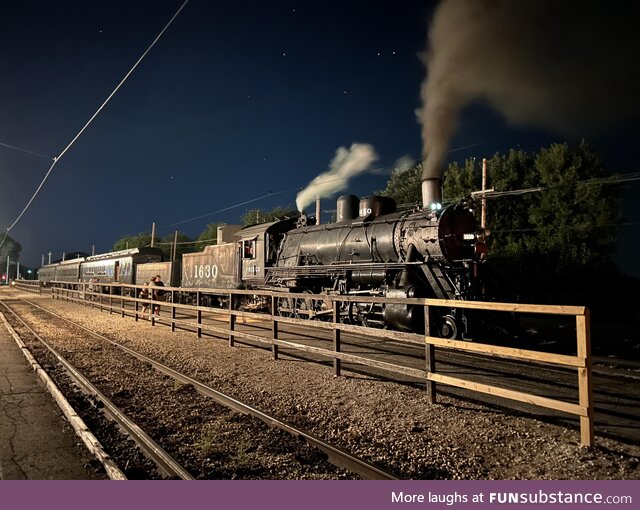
140;280;152;318
152;274;165;316
87;277;96;301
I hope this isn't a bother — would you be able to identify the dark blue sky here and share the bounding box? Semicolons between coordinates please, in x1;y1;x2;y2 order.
1;1;638;273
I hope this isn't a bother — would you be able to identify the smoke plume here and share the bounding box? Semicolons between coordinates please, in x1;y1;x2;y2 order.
296;143;378;212
418;0;640;180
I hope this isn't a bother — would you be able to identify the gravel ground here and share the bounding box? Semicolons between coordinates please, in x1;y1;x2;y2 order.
4;290;640;480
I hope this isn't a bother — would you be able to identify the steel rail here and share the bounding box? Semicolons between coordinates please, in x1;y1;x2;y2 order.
19;298;399;480
0;301;194;480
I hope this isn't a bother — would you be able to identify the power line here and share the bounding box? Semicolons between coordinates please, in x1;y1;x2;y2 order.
491;221;640;235
0;0;190;251
476;172;640;200
0;141;54;160
158;159;416;231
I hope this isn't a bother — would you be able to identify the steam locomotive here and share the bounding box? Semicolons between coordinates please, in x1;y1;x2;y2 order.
39;180;487;338
163;178;486;338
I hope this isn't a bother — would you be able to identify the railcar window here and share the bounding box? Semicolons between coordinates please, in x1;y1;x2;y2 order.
243;240;256;259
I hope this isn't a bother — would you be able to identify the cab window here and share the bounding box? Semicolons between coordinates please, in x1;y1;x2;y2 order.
243;240;256;259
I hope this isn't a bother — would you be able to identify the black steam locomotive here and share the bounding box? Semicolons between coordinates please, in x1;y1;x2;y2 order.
267;195;486;336
178;186;487;337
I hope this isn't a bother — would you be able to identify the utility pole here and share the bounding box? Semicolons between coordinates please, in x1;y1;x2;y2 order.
6;256;9;283
151;222;156;247
470;158;494;229
481;158;488;229
41;254;45;266
172;230;178;262
315;196;321;225
62;251;66;262
17;261;20;279
92;245;95;256
48;252;52;264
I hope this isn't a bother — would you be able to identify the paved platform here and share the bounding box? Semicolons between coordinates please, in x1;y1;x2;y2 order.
0;316;104;479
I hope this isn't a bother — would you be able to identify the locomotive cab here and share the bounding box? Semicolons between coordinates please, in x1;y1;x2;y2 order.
237;218;298;287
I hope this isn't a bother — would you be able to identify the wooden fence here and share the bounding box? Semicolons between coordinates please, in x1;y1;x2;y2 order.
19;280;593;446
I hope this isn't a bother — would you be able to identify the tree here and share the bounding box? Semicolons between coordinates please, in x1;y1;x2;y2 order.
158;231;193;260
193;223;219;251
0;233;22;262
376;142;621;306
241;206;298;226
443;159;481;202
377;164;423;206
0;233;22;281
529;142;618;270
112;233;152;251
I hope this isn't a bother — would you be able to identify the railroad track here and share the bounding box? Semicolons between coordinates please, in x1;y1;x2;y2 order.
1;298;398;480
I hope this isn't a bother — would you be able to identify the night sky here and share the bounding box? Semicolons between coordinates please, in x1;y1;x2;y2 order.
1;1;639;274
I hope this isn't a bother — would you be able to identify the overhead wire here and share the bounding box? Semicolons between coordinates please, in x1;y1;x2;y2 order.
0;0;190;251
157;158;422;231
0;141;54;160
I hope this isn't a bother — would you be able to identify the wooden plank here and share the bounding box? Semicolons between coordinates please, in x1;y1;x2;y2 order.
424;305;436;403
576;313;589;360
427;372;587;416
578;367;594;447
423;298;585;316
272;319;279;360
269;315;424;344
273;339;426;379
225;329;272;346
425;336;584;367
333;303;341;377
576;309;594;447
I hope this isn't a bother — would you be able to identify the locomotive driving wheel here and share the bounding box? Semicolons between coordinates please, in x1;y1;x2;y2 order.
276;297;295;317
438;315;459;339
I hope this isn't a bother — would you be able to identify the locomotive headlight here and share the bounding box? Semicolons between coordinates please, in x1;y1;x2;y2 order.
429;202;442;211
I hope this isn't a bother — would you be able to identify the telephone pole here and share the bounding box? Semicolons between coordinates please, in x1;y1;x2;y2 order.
481;158;488;229
470;158;494;229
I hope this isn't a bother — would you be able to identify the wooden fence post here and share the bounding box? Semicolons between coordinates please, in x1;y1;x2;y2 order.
135;285;139;322
577;308;594;447
171;291;176;332
333;300;341;376
425;303;436;403
228;293;236;347
196;291;202;338
271;295;279;360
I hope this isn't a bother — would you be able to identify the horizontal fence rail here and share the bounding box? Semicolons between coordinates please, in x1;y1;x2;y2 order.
31;279;594;446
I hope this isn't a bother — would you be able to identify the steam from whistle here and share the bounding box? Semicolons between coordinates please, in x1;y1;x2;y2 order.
418;0;640;180
296;143;378;212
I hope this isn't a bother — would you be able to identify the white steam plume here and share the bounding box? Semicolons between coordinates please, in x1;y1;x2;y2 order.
296;143;378;212
418;0;640;180
393;155;416;175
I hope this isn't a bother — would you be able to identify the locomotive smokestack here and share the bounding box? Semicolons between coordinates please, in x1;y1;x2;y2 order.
421;177;442;210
